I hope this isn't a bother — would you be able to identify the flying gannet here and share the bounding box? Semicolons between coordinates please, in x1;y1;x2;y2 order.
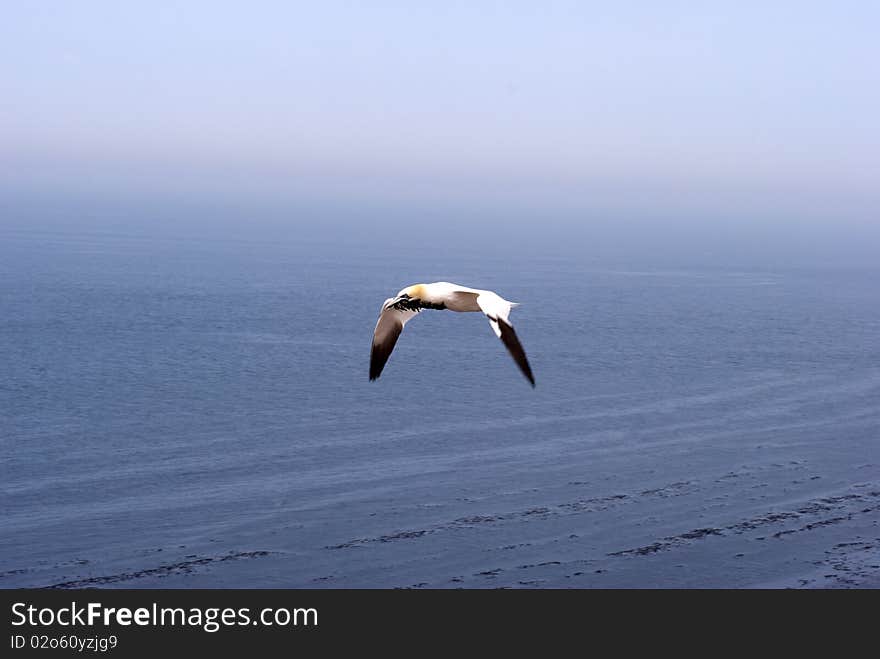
370;282;535;386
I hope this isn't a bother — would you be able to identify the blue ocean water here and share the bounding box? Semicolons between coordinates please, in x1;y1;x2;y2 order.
2;215;879;588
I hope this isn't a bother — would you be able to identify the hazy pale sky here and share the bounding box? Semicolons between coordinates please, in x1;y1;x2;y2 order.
2;1;878;219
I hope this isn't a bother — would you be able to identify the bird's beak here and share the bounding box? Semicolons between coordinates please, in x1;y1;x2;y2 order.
384;294;410;310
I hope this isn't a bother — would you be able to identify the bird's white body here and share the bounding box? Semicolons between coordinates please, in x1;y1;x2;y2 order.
371;281;534;385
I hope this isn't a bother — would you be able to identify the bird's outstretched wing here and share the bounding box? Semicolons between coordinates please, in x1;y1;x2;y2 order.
477;293;536;387
370;306;417;381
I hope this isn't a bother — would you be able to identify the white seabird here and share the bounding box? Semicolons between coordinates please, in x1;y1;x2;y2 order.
370;282;535;386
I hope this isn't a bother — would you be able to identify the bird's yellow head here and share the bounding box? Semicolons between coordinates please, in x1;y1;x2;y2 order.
400;284;425;299
384;284;426;311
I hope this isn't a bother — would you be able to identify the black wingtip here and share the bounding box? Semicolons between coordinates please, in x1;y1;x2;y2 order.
496;318;536;388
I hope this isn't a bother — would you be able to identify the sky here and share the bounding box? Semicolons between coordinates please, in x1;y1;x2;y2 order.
1;1;878;223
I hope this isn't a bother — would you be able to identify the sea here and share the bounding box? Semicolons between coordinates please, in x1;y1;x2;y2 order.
2;202;879;588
